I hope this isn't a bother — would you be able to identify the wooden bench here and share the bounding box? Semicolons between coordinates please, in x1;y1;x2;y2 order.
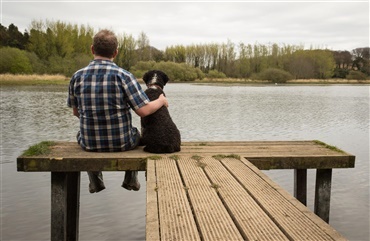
17;141;355;241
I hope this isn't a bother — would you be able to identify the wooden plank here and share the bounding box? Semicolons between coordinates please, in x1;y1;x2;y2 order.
240;158;347;240
17;141;355;172
246;156;355;170
181;141;317;146
221;157;347;241
200;156;289;241
146;159;160;241
18;141;354;159
177;157;244;241
156;157;200;241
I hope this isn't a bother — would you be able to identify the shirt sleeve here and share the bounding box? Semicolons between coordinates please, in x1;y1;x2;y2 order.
67;77;77;108
122;73;150;110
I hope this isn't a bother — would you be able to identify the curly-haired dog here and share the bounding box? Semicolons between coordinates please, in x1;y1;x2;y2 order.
140;70;181;153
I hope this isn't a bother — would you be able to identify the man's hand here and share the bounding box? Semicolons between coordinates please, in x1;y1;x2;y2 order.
135;94;168;117
158;94;169;108
73;107;80;118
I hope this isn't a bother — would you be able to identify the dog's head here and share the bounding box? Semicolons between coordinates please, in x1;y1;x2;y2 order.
142;70;169;89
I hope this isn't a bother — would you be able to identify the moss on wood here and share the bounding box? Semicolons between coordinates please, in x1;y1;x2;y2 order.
212;154;241;161
313;140;345;153
22;141;56;156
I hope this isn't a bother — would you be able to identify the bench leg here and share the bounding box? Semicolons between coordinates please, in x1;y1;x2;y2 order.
314;169;332;223
51;172;80;241
294;169;307;205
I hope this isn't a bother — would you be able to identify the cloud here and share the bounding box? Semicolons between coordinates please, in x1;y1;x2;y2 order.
1;1;369;51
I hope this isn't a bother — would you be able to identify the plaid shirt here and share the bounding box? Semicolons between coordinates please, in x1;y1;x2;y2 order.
67;59;149;151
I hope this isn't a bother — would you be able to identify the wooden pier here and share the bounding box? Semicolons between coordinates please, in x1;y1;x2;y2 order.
17;141;355;241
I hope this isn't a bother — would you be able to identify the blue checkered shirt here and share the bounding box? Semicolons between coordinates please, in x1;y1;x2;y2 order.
67;59;149;151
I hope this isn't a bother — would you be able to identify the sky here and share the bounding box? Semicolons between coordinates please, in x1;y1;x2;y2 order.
1;0;369;52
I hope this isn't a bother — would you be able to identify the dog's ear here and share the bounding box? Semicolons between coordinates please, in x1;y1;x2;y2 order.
157;70;169;86
142;70;154;85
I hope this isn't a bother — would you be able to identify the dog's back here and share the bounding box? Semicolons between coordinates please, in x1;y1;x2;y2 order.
140;74;181;153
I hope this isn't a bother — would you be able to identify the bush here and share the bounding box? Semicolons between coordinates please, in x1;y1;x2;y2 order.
0;47;33;74
346;70;368;80
25;51;47;74
207;70;227;79
252;68;293;83
332;68;349;79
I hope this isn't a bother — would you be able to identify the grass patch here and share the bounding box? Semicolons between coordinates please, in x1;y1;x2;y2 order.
212;154;240;161
192;155;207;169
196;161;207;169
313;140;345;153
191;155;203;161
146;155;162;160
0;74;69;86
169;155;180;161
22;141;56;156
210;183;220;191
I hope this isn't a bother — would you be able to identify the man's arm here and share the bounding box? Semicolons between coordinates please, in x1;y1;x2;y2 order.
135;94;168;117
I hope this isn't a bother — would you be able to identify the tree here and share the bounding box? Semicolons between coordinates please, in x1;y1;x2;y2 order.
165;45;186;63
236;42;251;78
0;23;29;49
333;50;352;69
137;31;151;61
0;24;8;46
352;47;370;75
289;50;335;79
116;33;137;70
27;20;48;60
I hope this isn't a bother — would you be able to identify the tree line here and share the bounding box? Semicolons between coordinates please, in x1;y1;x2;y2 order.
0;20;369;81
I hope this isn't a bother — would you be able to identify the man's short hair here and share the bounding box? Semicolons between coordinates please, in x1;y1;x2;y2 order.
93;29;118;58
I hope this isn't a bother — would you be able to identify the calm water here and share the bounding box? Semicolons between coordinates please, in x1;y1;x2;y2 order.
1;84;369;241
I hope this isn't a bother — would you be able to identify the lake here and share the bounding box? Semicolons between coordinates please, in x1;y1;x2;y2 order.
1;83;369;241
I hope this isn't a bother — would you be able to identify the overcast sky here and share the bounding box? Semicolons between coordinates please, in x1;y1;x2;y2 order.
1;0;369;52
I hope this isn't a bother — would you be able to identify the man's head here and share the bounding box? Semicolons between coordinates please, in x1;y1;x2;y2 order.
92;29;118;59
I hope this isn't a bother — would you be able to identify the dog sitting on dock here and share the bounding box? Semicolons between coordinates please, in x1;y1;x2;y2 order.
140;70;181;153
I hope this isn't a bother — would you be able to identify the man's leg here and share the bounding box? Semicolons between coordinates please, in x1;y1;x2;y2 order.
76;131;106;193
87;171;106;193
122;131;141;191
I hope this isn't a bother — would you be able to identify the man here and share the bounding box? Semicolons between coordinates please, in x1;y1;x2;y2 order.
67;29;167;193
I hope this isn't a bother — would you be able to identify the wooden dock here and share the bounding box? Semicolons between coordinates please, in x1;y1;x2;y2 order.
17;141;355;241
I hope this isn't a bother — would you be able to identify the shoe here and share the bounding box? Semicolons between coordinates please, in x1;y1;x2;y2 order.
89;183;106;193
122;171;140;191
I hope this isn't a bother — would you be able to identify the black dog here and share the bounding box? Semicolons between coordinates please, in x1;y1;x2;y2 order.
140;70;181;153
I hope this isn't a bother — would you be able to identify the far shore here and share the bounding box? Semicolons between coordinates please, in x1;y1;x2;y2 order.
1;74;369;86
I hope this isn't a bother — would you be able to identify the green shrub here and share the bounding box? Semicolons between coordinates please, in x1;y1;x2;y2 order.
346;70;368;80
332;68;349;79
0;47;33;74
252;68;293;83
25;51;47;74
207;70;227;79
